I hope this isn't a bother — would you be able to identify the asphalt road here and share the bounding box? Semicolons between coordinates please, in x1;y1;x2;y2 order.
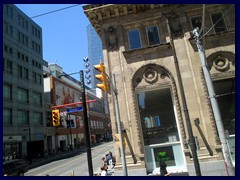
25;141;114;176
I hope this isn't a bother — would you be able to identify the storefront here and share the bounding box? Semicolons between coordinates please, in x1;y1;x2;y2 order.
136;88;186;174
3;136;22;161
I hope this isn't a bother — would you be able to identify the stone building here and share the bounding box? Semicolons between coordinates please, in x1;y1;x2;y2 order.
83;4;235;176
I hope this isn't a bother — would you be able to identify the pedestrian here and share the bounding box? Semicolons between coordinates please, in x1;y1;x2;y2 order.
100;166;107;176
112;155;116;168
101;157;108;172
160;161;171;176
106;151;113;168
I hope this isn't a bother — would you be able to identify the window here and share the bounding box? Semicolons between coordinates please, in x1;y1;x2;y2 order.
3;83;12;100
3;108;12;124
17;110;29;124
17;65;23;77
32;71;36;83
146;26;160;45
137;88;179;145
6;60;12;73
37;74;42;84
17;52;21;59
17;88;28;103
211;12;227;33
33;92;42;105
128;29;142;49
23;68;28;79
191;16;202;30
33;112;43;125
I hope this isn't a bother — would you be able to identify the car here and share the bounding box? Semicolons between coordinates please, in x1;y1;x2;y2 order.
3;159;28;176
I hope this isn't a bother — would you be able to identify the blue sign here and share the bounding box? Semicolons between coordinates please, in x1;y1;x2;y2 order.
66;107;83;113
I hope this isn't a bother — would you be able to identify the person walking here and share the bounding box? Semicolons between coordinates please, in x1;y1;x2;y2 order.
101;156;108;172
160;161;171;176
106;151;114;169
100;166;107;176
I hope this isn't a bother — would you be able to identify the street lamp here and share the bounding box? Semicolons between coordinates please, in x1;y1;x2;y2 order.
58;59;93;176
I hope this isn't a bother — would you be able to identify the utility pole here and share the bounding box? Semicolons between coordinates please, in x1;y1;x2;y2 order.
193;28;235;176
112;74;128;176
80;70;94;176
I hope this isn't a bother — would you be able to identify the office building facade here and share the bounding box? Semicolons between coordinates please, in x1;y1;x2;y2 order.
3;4;45;161
87;24;104;89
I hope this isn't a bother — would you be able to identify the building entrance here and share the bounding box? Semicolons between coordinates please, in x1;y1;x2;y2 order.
137;88;186;174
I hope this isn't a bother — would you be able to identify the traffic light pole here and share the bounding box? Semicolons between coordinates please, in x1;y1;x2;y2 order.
193;28;235;176
112;74;128;176
80;70;94;176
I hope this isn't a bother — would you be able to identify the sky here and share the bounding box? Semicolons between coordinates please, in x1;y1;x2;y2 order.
15;4;91;79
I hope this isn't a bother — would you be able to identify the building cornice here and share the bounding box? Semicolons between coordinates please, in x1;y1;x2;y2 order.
83;4;170;36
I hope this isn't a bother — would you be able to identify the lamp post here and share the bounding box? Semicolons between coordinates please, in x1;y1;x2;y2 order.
80;70;93;176
23;128;31;142
23;127;32;163
58;62;93;176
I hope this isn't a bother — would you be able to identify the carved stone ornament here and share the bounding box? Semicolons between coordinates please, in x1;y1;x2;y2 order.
143;68;158;84
213;56;230;72
107;26;118;49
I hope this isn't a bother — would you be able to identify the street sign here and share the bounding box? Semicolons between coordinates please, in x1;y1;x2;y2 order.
66;107;83;113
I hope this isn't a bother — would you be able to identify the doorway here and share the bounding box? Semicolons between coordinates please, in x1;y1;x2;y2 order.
137;88;185;173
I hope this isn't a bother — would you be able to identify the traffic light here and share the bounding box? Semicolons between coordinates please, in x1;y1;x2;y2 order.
114;133;126;149
52;109;60;127
94;62;108;92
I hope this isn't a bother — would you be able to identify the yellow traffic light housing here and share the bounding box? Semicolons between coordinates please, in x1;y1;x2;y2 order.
114;133;126;149
52;109;60;127
94;62;108;92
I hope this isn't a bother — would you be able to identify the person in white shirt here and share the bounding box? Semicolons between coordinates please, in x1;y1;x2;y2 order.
100;166;107;176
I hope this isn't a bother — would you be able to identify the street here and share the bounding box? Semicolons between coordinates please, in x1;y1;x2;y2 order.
25;141;114;176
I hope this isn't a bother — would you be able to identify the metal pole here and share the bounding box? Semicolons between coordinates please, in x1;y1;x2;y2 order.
112;74;128;176
68;113;73;151
80;70;94;176
165;15;201;176
29;128;31;142
192;28;235;176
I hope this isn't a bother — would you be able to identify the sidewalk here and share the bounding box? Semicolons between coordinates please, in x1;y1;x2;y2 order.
28;146;87;169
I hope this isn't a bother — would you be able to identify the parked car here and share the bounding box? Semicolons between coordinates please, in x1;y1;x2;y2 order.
3;159;28;176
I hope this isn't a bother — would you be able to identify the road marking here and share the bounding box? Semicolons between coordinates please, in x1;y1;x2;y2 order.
32;142;114;176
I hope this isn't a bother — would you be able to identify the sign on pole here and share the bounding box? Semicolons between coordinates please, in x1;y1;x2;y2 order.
66;107;83;113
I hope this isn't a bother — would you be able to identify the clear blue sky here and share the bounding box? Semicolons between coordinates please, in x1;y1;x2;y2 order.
15;4;91;79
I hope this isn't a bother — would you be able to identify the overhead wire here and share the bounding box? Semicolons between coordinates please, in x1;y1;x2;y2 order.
30;4;82;19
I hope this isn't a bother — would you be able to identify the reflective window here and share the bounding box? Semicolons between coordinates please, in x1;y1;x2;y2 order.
213;78;235;135
33;112;43;125
211;12;227;33
190;16;202;30
137;88;179;145
17;88;28;103
128;29;141;49
3;108;12;124
17;110;29;124
3;83;12;100
146;26;160;45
